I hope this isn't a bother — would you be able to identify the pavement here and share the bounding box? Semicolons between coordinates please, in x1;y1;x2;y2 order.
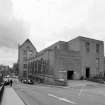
1;80;105;105
1;86;25;105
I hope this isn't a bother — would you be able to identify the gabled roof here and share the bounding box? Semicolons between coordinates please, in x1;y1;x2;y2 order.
19;39;37;51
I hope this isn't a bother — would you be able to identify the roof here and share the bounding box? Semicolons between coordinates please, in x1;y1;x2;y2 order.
19;39;37;51
68;36;104;43
78;36;104;43
38;41;66;54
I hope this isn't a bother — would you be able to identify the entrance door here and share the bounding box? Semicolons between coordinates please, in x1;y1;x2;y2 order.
67;71;74;80
86;67;90;78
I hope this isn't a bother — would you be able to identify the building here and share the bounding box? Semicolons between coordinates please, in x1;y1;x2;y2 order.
18;36;104;84
104;57;105;75
18;39;37;80
68;36;104;78
12;63;19;76
0;65;10;76
27;41;81;84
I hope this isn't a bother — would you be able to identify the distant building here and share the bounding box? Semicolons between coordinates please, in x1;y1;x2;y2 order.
13;63;19;76
18;39;37;80
0;65;10;76
18;36;104;84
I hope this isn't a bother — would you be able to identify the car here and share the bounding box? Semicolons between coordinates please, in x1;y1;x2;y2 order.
27;79;34;84
22;79;28;84
22;79;33;84
4;80;10;86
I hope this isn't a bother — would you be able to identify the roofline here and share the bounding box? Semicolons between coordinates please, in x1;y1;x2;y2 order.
68;36;104;43
19;39;37;51
38;40;67;54
78;36;104;43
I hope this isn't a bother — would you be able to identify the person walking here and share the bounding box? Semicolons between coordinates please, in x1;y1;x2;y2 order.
10;80;13;86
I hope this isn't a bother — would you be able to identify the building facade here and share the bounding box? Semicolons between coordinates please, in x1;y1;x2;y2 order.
12;63;19;76
68;36;104;78
0;65;10;76
26;41;81;84
18;39;37;80
18;36;104;84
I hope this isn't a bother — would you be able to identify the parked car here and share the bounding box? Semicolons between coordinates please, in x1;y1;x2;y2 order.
22;79;28;84
27;79;34;84
22;79;34;84
4;80;10;86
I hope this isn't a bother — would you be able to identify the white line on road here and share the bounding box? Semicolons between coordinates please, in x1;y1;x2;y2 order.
78;84;87;97
48;93;77;104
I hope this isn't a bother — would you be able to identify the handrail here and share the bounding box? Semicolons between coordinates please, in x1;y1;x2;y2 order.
0;83;5;104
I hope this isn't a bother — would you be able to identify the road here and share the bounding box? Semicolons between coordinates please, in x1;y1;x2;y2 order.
13;81;105;105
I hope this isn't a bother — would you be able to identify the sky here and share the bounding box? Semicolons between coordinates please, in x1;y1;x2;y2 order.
0;0;105;66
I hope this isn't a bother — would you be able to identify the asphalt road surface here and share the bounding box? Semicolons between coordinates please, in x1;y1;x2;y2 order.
13;81;105;105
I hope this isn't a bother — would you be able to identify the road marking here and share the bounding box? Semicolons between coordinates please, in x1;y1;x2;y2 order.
48;93;77;104
78;84;87;97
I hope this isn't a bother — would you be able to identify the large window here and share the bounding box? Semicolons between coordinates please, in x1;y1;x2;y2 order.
23;71;27;77
85;42;90;52
96;57;100;74
96;44;100;53
23;64;27;69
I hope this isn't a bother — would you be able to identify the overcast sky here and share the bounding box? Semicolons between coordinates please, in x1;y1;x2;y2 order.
0;0;105;66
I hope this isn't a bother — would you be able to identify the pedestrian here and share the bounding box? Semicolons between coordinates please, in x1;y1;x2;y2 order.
10;80;13;86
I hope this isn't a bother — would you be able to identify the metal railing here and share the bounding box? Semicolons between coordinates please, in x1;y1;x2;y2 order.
0;83;5;104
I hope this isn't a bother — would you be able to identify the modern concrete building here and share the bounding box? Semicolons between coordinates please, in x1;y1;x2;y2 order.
18;36;104;84
18;39;37;80
68;36;104;78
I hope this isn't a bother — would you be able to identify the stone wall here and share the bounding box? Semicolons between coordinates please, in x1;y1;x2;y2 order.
54;49;81;80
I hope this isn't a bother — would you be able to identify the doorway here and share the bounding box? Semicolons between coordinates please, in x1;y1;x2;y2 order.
67;71;74;80
86;67;90;78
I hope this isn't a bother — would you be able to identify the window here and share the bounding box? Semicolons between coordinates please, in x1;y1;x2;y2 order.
23;50;27;55
85;42;90;52
96;58;100;74
96;58;99;64
23;71;27;77
54;45;60;49
96;44;100;53
23;64;27;69
26;46;30;51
